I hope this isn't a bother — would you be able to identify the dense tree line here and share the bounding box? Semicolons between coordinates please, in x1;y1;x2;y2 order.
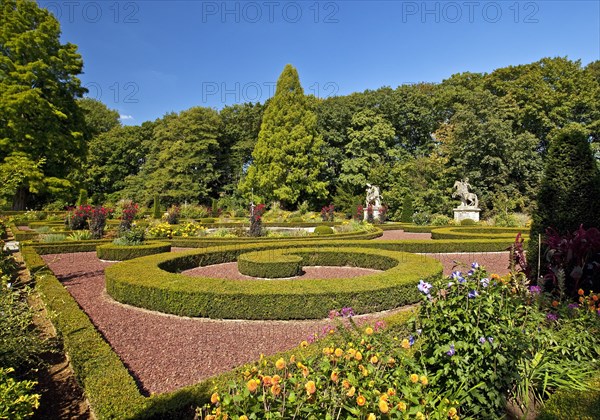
2;2;599;217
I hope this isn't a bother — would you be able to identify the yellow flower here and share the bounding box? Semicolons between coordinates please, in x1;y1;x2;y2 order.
247;379;259;393
367;414;376;420
420;375;428;386
334;348;344;357
239;416;249;420
330;371;339;382
272;374;281;384
275;358;286;370
300;340;309;348
387;388;396;396
370;355;378;364
289;354;296;363
356;395;366;406
210;392;219;404
401;338;411;349
416;412;425;420
271;383;281;396
448;407;457;417
397;401;407;411
342;379;351;389
379;398;389;414
410;373;419;383
365;327;374;335
346;386;356;397
355;351;363;361
387;357;396;366
305;380;316;395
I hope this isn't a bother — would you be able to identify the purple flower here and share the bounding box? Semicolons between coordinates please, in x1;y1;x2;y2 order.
529;286;542;295
409;335;415;346
478;337;486;344
546;313;559;322
467;269;474;276
568;303;579;310
471;262;480;269
340;307;355;317
451;271;466;284
446;343;455;356
374;320;385;331
418;280;433;294
480;277;489;287
328;309;340;319
487;337;494;343
468;290;478;299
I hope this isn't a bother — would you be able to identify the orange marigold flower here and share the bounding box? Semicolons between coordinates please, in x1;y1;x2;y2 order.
410;373;419;383
401;338;411;349
379;398;390;414
593;295;598;302
342;379;351;389
334;348;344;357
356;395;366;406
262;376;272;386
271;384;281;396
387;388;396;396
578;288;585;296
552;300;559;308
365;327;374;335
272;374;281;384
275;358;286;370
305;380;316;395
302;367;309;377
370;355;379;364
491;273;500;279
367;414;376;420
300;340;309;348
347;386;356;397
331;371;339;382
289;354;296;363
420;375;428;386
210;392;219;404
580;296;585;303
247;379;259;393
397;401;407;411
448;407;458;417
355;351;363;361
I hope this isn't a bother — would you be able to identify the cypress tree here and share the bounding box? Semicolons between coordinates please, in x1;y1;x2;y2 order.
239;64;327;208
76;189;88;206
400;195;414;223
152;195;161;219
529;123;600;278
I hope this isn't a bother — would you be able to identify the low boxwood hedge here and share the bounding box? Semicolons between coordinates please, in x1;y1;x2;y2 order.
105;244;442;320
430;226;528;240
97;241;172;261
237;250;303;278
23;239;112;255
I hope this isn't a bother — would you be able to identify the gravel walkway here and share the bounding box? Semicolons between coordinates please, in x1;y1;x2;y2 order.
40;246;510;395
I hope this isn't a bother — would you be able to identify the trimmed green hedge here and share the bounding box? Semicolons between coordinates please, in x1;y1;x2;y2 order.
23;239;112;255
237;250;302;278
105;244;442;320
97;242;172;261
430;226;527;240
169;228;382;248
537;377;600;419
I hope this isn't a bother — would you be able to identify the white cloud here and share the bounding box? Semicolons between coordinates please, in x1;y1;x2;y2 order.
120;115;134;120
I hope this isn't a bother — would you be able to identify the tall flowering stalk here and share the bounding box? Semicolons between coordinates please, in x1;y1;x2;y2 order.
119;201;139;231
378;205;387;223
366;204;374;224
89;206;112;239
355;205;364;222
68;204;92;230
249;203;265;237
321;203;335;222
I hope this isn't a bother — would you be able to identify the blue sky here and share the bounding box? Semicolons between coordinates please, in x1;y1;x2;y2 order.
38;0;600;125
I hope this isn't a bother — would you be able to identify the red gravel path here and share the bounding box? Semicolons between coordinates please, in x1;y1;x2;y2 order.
40;247;510;395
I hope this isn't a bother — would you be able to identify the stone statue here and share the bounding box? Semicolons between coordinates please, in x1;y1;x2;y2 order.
452;178;478;208
366;184;382;208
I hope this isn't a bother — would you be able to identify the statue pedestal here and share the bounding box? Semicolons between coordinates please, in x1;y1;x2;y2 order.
364;209;380;221
453;207;481;223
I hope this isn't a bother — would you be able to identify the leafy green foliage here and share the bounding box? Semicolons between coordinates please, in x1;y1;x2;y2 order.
239;65;328;207
400;195;414;223
0;367;39;419
76;98;121;139
152;194;161;219
314;225;334;235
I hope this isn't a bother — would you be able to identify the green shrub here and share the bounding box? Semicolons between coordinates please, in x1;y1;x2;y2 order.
430;214;452;226
314;225;334;235
412;212;430;225
115;225;146;246
33;226;52;233
97;241;171;261
400;195;414;223
237;250;302;278
460;218;476;226
152;195;161;219
430;226;525;240
66;230;93;241
199;217;216;224
39;234;67;243
289;216;304;223
180;204;210;219
529;123;600;279
76;189;88;206
105;245;442;319
0;367;40;419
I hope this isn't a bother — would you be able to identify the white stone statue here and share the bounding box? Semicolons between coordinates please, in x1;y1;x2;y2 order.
366;184;382;208
452;178;478;208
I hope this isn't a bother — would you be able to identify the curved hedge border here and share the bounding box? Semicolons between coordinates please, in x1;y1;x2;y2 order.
430;226;527;240
105;244;442;320
237;250;303;278
169;227;382;248
97;241;172;261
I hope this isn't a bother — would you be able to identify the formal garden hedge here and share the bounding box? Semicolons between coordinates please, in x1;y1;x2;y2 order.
105;244;442;320
23;239;112;255
96;241;172;261
237;250;303;278
430;226;528;240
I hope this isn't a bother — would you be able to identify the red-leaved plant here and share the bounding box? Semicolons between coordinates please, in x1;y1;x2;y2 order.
249;203;265;237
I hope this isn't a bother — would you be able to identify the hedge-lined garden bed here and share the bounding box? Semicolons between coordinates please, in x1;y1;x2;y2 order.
430;226;528;240
105;244;442;319
97;241;172;261
237;250;303;278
